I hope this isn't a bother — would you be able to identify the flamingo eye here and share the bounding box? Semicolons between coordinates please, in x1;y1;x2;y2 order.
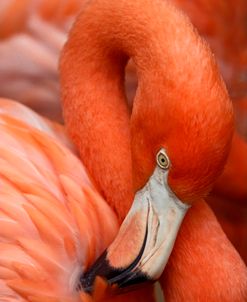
156;149;170;169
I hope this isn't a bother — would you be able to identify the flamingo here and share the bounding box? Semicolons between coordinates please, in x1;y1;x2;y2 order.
60;0;247;300
0;0;82;38
0;0;247;301
0;0;74;121
1;0;246;268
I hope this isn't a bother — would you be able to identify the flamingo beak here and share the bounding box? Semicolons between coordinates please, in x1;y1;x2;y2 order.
78;166;190;292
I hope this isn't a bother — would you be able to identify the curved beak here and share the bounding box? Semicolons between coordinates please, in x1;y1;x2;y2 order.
78;166;190;292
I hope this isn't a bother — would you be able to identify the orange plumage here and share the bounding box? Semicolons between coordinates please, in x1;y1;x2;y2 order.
0;0;246;301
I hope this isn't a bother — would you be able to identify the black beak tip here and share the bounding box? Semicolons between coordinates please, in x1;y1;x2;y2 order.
76;250;150;294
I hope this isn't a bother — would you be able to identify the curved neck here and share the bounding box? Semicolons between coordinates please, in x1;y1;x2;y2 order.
60;0;232;218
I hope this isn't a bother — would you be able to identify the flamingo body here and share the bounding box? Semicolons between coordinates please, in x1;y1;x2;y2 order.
0;99;118;301
0;99;158;302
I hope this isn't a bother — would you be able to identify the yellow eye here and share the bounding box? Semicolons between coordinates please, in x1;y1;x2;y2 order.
156;149;170;169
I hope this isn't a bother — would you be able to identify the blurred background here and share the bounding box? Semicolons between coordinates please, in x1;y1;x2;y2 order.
0;0;246;263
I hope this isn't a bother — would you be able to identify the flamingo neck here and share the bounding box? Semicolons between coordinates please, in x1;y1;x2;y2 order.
60;0;232;218
60;0;173;219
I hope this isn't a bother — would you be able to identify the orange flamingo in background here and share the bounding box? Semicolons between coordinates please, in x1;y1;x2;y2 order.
0;0;79;121
0;0;81;38
0;0;247;301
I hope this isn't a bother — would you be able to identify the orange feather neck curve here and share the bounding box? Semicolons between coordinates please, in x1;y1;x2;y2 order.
60;0;233;220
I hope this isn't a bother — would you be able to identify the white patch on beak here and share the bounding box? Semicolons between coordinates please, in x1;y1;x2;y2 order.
106;163;190;282
132;165;189;279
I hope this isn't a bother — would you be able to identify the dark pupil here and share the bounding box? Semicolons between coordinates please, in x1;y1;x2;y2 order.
161;158;165;162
